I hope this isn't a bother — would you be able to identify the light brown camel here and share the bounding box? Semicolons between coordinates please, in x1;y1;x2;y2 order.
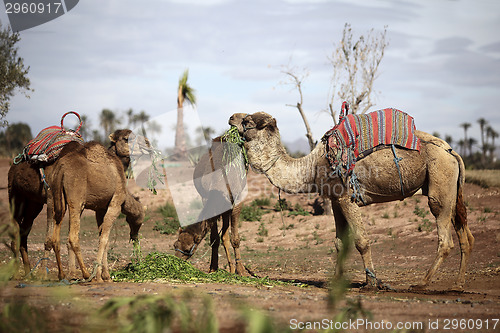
8;129;144;279
47;131;148;282
174;135;246;275
229;111;474;290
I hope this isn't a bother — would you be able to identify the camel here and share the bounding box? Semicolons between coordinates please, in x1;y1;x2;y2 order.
174;135;247;275
8;129;144;279
47;131;149;282
229;111;474;290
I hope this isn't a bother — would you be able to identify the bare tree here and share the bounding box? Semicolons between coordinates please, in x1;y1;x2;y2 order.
327;23;388;121
281;65;316;151
281;24;388;153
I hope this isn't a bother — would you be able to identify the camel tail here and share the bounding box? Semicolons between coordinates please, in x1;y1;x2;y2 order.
451;150;467;229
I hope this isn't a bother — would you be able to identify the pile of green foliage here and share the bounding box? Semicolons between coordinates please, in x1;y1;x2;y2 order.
112;252;285;286
221;126;248;176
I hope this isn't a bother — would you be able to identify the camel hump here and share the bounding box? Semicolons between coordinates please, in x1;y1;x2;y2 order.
84;141;114;162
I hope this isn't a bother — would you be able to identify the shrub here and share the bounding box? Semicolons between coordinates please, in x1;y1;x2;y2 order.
240;204;263;221
274;198;290;211
252;197;271;207
153;202;180;235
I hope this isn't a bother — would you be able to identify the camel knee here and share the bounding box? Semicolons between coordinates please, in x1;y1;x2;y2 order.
334;238;343;253
230;235;240;249
355;236;370;255
428;196;442;217
438;239;453;258
68;236;81;253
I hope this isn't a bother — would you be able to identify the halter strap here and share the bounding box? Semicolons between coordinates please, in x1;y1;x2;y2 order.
175;242;197;257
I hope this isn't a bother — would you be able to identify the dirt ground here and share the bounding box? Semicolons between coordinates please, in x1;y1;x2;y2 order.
1;157;499;332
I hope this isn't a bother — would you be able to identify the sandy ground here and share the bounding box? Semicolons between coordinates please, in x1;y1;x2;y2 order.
1;157;499;332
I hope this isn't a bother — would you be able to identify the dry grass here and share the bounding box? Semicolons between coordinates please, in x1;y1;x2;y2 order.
465;169;500;188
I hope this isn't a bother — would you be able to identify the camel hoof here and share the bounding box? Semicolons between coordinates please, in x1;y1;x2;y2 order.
360;284;378;292
409;284;427;291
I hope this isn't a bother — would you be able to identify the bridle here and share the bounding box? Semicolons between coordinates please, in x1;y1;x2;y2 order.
175;242;198;257
241;114;255;133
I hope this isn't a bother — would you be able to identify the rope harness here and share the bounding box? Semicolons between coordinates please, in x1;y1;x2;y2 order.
390;144;405;197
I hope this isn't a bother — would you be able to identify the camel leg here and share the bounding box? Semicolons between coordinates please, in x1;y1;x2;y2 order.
44;192;57;279
230;206;245;275
95;201;121;282
331;200;349;279
67;203;91;280
420;189;474;290
415;164;458;289
220;211;235;274
209;218;220;273
454;225;474;289
13;200;43;276
416;195;455;289
337;196;377;287
52;219;65;280
67;243;77;278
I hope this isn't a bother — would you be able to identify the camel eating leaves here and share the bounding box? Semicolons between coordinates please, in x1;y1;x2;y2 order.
229;111;474;290
174;133;247;275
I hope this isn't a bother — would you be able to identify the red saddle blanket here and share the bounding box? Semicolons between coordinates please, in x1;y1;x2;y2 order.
20;112;84;164
323;108;421;179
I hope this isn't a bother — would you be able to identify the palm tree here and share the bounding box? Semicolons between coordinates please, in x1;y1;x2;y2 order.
477;118;488;163
195;126;215;146
133;110;150;136
100;108;119;141
79;114;91;141
457;139;465;157
174;69;197;158
487;126;498;160
126;108;135;127
460;122;471;157
444;134;453;146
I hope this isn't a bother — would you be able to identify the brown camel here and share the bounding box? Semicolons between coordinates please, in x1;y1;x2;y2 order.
229;112;474;290
174;135;247;275
8;129;144;279
47;131;148;282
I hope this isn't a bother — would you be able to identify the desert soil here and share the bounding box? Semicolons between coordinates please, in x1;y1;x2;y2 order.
0;157;499;332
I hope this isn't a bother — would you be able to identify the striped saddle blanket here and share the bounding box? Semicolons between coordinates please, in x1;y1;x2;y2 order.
20;112;84;164
322;108;420;193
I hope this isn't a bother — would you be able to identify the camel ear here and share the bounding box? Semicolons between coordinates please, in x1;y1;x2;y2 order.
109;132;117;143
255;115;277;130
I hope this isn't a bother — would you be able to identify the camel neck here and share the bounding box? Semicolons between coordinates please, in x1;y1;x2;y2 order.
263;143;325;194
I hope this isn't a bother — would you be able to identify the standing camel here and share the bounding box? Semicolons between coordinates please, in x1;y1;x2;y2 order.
47;131;149;282
8;130;144;279
174;135;246;275
229;111;474;290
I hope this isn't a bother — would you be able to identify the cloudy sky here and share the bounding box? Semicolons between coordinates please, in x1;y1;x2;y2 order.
2;0;499;152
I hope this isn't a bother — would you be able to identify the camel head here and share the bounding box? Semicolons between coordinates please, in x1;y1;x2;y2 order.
126;196;144;242
173;226;204;260
108;129;151;170
228;112;283;174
